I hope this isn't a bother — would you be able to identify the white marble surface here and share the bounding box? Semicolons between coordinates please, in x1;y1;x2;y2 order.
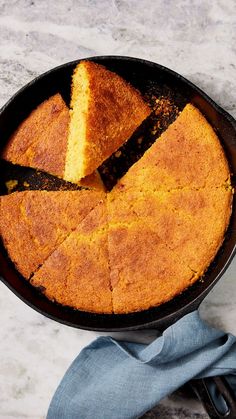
0;1;235;418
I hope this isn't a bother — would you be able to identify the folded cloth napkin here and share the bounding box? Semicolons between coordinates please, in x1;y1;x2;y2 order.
47;311;236;419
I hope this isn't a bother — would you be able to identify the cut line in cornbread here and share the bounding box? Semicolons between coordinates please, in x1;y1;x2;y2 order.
1;94;104;191
0;189;105;279
64;61;151;182
108;186;232;313
31;201;112;314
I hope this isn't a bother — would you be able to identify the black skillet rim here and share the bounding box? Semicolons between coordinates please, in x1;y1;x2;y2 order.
0;55;235;332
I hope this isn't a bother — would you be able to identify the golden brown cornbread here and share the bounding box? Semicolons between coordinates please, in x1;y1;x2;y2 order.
64;61;151;182
0;189;105;278
106;103;232;313
109;223;195;313
2;94;69;177
1;93;104;191
115;104;230;193
0;99;232;314
31;201;112;314
108;187;232;313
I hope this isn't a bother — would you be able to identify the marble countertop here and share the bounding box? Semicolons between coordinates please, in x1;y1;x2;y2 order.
0;1;235;418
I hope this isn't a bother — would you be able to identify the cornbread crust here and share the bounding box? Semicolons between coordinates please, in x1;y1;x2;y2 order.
1;93;104;191
31;201;113;314
64;61;151;182
115;104;230;193
0;190;105;279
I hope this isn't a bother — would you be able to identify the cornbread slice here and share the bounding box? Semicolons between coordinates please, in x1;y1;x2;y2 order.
1;93;104;191
115;104;230;193
108;186;232;313
0;189;105;278
64;61;151;182
109;223;195;314
154;187;232;274
2;94;69;177
31;201;112;314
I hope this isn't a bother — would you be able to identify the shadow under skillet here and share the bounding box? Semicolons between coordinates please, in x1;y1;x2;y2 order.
141;384;207;419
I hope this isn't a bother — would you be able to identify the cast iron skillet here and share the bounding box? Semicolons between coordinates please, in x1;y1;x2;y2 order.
0;56;236;418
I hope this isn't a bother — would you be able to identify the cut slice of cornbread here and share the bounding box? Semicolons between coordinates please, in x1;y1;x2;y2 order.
115;104;230;193
0;189;105;278
109;222;195;314
1;94;104;191
64;61;151;182
31;201;112;314
2;94;69;178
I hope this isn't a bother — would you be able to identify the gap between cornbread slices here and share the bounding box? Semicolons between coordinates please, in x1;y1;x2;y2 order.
0;189;105;279
30;200;112;314
1;93;104;191
64;60;151;183
114;103;231;193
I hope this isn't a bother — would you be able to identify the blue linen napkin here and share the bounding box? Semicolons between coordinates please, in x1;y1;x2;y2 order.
47;311;236;419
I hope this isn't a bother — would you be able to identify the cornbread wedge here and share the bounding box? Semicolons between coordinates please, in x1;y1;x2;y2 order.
31;201;112;314
2;94;104;191
64;61;151;182
115;104;230;193
0;190;105;278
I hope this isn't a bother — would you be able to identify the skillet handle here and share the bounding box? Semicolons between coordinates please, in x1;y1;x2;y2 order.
190;376;236;418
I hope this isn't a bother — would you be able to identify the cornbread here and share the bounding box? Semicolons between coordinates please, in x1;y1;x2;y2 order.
115;104;230;193
108;187;232;313
64;61;151;182
109;223;195;313
0;189;104;278
0;90;232;314
105;104;232;313
1;93;104;191
2;94;69;177
31;201;112;314
79;170;105;191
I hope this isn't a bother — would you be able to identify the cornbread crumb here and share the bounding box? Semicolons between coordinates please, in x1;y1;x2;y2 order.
5;179;18;193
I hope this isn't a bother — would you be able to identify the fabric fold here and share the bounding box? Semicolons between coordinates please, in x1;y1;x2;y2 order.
47;311;236;419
